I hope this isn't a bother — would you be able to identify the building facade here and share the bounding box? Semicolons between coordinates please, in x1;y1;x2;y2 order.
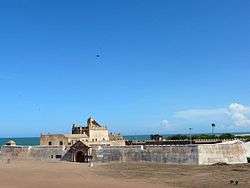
40;117;125;147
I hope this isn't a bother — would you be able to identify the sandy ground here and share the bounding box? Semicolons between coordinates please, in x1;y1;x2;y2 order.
0;160;250;188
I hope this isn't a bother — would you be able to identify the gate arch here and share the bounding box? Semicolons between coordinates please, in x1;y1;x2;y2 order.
62;141;92;163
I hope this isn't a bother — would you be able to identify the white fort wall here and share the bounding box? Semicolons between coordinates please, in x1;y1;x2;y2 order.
198;140;247;165
0;141;248;165
243;141;250;158
92;141;248;165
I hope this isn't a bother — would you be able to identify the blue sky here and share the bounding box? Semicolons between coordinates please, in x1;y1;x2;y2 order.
0;0;250;137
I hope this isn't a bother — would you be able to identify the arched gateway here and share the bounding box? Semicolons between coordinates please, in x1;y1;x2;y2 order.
62;141;92;163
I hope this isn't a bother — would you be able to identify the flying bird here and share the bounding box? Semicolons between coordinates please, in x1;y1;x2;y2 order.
95;47;102;63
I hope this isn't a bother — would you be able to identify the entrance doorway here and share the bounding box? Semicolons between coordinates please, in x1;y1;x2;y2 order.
62;141;92;163
75;151;86;163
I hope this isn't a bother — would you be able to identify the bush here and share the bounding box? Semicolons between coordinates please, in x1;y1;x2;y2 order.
192;134;217;139
167;134;188;140
219;133;234;139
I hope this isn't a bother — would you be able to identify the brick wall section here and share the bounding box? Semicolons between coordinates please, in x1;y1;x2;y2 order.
92;145;199;164
1;145;66;161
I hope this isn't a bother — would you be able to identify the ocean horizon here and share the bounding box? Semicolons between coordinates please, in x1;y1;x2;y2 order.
0;135;150;146
1;132;250;146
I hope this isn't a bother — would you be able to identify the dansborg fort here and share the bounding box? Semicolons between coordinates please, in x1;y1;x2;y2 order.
1;117;250;165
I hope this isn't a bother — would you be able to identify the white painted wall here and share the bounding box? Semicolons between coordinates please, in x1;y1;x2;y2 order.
198;140;248;165
243;142;250;158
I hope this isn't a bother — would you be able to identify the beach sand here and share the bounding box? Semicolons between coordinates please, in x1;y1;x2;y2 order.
0;160;249;188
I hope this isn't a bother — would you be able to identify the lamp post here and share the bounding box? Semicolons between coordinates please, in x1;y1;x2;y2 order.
211;123;215;135
189;128;192;144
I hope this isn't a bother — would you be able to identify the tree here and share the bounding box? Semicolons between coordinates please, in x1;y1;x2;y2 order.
219;133;234;139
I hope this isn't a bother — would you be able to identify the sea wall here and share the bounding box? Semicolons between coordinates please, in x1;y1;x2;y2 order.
0;145;66;161
198;141;247;165
92;145;199;164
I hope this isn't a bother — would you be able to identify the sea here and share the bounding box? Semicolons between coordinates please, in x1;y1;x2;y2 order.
0;135;151;146
1;132;249;146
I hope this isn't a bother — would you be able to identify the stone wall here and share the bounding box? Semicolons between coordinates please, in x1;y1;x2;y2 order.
92;141;248;165
40;134;125;147
1;146;30;160
109;140;126;146
243;142;250;158
1;145;66;161
198;141;247;165
92;145;199;164
28;146;67;160
40;134;67;146
1;141;248;165
89;129;109;142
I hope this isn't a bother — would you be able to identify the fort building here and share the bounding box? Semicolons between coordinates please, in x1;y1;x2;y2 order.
40;117;125;147
1;117;249;164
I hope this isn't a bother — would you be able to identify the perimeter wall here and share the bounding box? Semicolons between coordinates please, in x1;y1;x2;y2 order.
243;141;250;158
0;146;66;161
0;141;248;165
198;141;247;165
92;145;199;164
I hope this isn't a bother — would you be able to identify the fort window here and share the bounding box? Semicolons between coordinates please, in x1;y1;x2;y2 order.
56;155;62;159
50;155;53;159
48;141;52;145
59;141;63;145
92;139;94;142
95;138;97;141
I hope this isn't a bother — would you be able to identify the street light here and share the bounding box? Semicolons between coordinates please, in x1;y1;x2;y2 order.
189;128;192;144
211;123;215;135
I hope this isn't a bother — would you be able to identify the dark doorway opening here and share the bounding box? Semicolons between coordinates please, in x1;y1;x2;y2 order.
62;141;92;163
75;151;86;163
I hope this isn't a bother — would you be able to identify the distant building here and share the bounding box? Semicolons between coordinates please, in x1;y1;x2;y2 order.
5;140;16;146
40;117;125;147
150;134;163;141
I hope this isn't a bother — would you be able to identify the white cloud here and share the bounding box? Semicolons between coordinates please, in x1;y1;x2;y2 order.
172;103;250;128
174;108;227;120
228;103;250;127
